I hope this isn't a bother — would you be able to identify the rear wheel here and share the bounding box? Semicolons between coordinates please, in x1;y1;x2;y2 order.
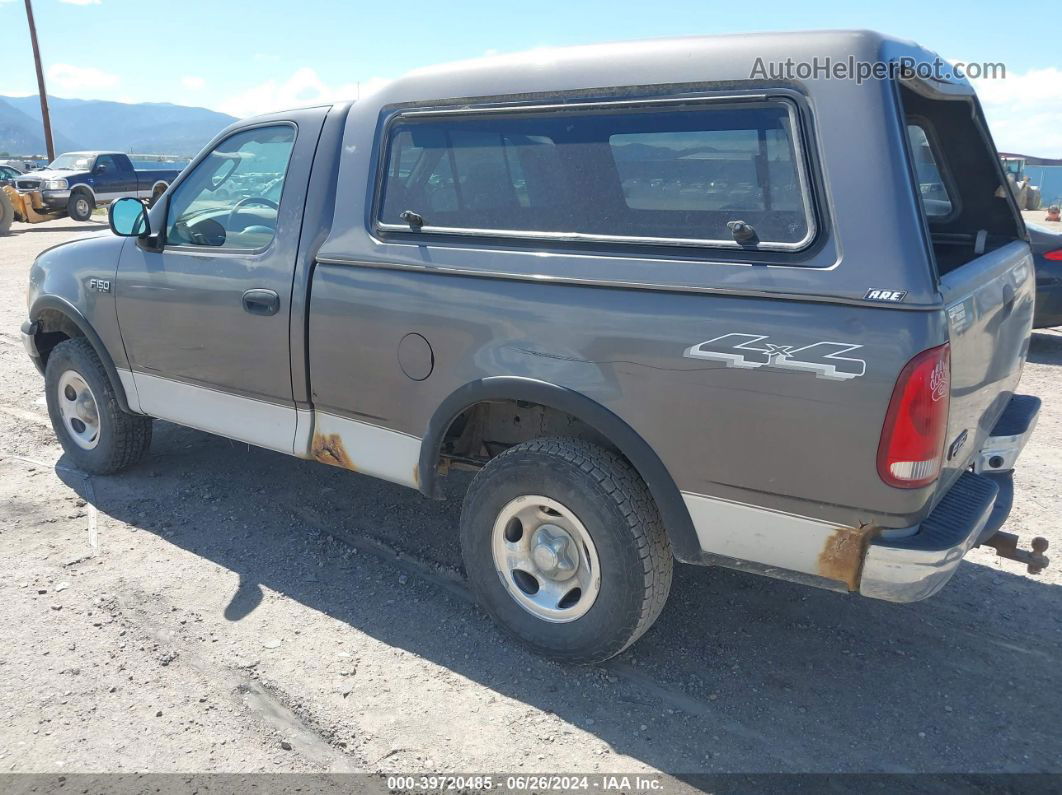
460;437;672;663
44;338;152;474
68;191;94;222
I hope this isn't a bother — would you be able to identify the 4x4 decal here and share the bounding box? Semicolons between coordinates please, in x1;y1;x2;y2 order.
683;333;867;381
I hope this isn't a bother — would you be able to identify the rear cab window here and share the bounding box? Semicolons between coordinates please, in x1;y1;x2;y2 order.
376;98;816;252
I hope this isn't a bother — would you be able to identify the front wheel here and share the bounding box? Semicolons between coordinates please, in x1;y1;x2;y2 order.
67;192;94;222
44;338;152;474
460;437;673;663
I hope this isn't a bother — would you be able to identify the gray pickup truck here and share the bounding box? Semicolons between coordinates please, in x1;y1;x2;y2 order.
21;31;1048;663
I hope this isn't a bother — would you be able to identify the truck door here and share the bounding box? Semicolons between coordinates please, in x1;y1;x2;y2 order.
92;154;136;200
115;111;325;453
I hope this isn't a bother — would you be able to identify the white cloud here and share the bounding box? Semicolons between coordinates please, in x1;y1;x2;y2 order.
59;0;102;5
46;63;119;92
181;76;205;91
970;66;1062;158
218;67;387;118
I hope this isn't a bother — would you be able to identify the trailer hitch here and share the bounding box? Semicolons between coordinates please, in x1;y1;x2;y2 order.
979;532;1050;574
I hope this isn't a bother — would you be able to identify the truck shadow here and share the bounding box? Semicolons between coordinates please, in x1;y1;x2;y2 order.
57;422;1061;775
10;222;108;234
1027;331;1062;365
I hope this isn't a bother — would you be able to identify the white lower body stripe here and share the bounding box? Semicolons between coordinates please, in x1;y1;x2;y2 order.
116;370;423;488
126;370;298;454
310;411;421;488
681;491;859;587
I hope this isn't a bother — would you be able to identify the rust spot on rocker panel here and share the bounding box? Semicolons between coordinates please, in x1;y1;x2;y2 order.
311;433;356;471
818;524;880;591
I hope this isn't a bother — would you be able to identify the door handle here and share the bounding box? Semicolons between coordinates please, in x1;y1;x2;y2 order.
242;289;280;316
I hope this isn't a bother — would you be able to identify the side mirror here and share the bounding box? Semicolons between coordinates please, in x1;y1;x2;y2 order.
94;164;108;175
108;197;150;237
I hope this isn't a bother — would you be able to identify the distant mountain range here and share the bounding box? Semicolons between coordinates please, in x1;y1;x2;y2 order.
0;95;237;158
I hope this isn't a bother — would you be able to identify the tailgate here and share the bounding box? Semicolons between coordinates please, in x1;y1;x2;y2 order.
937;240;1035;490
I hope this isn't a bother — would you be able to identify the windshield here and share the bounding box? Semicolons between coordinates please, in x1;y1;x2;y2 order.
47;154;94;171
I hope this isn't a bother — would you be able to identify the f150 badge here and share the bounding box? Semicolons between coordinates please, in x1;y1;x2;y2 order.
684;333;866;381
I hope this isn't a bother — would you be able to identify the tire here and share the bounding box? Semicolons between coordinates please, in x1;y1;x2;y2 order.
67;191;94;222
460;437;673;663
44;338;152;474
0;188;13;235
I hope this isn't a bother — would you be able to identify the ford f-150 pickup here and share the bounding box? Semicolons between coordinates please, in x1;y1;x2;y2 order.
11;151;180;222
20;31;1048;663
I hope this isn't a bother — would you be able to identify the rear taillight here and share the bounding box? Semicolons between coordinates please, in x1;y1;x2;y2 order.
877;344;951;488
1044;249;1062;262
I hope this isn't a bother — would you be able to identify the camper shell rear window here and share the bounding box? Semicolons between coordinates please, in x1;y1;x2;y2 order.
898;83;1023;275
375;98;817;252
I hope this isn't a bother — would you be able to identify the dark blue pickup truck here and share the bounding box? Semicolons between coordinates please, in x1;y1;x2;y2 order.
12;151;181;222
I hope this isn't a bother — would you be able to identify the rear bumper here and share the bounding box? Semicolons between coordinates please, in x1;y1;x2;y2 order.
859;394;1040;603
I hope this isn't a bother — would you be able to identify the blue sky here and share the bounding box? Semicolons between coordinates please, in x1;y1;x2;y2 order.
1;0;1059;155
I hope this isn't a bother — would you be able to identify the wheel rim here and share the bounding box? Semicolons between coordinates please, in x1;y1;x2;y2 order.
491;495;601;623
75;198;89;217
57;370;100;450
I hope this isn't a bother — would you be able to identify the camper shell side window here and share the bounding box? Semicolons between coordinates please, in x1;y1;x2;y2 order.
374;96;819;253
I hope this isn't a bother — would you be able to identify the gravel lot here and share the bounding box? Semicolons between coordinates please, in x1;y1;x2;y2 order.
0;219;1059;777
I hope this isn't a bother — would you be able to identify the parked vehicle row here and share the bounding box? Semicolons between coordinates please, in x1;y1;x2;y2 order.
19;31;1049;662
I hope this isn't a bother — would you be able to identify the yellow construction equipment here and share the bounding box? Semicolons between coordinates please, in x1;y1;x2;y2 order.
1;184;65;234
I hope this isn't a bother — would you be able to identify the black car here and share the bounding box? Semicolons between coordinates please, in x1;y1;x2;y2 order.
1029;222;1062;328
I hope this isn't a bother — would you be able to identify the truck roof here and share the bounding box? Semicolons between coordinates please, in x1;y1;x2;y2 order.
367;29;955;107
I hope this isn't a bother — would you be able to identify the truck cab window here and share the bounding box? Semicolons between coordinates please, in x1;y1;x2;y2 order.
166;125;296;250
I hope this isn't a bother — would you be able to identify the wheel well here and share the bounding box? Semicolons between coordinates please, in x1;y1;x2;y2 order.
419;379;702;561
426;392;701;561
29;299;133;415
437;399;619;472
33;308;82;366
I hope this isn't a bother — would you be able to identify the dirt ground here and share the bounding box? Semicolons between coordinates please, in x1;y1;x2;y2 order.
1023;209;1061;230
0;219;1059;778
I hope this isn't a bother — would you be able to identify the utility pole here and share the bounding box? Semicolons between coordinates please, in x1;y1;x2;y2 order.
23;0;55;161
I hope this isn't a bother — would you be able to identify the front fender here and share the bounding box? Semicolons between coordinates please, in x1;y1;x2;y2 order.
28;294;132;414
26;233;133;412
